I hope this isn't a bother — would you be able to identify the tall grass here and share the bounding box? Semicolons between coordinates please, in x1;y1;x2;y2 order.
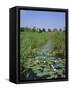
20;30;65;62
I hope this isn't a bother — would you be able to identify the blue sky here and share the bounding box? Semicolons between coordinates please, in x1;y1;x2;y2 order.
20;10;65;30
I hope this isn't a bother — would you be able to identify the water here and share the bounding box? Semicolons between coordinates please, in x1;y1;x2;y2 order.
21;41;66;80
35;41;54;61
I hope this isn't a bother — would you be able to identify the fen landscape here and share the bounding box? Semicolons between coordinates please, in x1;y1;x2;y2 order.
20;27;66;80
20;10;66;80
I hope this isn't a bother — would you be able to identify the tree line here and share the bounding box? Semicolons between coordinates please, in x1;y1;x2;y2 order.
20;26;65;32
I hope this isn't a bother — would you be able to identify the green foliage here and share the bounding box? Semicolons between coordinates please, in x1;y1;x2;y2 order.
48;28;51;32
32;26;36;32
20;28;66;80
20;28;24;32
42;28;46;32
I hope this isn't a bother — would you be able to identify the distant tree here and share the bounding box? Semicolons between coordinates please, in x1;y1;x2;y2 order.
59;28;62;32
48;28;51;32
32;26;36;32
24;27;31;31
53;28;58;32
36;28;39;32
42;28;46;32
39;28;42;32
20;27;24;32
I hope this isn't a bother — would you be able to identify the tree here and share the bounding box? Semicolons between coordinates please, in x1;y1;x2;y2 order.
32;26;36;32
39;28;42;32
20;27;24;32
42;28;46;32
48;28;51;32
24;27;31;31
53;28;58;32
59;28;62;32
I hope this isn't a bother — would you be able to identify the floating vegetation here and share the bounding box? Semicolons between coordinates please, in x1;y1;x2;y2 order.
20;30;66;80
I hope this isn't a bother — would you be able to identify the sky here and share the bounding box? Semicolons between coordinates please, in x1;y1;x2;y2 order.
20;10;65;30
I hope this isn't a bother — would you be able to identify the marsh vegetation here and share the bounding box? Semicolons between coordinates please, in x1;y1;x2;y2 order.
20;27;66;80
